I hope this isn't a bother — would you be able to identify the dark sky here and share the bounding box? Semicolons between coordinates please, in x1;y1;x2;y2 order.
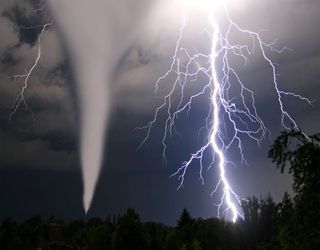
0;0;319;225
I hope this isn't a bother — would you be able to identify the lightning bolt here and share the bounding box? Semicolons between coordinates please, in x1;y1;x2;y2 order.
139;3;311;222
9;23;51;120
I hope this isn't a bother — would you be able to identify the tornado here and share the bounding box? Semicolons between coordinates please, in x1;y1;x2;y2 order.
48;0;153;213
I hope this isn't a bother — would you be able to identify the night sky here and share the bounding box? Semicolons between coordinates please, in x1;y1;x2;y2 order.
1;0;319;225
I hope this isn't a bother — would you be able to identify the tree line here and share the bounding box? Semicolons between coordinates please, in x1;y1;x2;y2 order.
1;130;319;250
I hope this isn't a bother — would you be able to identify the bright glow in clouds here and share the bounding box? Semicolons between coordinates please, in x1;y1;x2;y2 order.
181;0;224;9
11;0;309;219
179;0;246;12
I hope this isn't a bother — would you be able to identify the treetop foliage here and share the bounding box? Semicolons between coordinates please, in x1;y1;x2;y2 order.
269;129;320;193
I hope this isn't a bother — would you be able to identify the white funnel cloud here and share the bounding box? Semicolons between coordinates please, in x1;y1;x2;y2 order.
77;64;110;213
47;0;154;213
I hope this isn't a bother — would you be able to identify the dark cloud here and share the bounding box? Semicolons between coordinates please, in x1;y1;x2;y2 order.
22;131;76;153
3;9;41;45
0;0;76;175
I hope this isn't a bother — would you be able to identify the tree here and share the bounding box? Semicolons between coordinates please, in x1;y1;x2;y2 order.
111;208;148;250
84;225;112;250
269;129;320;249
277;192;293;225
177;208;193;228
144;222;168;250
191;239;202;250
0;218;23;250
169;208;194;249
269;130;320;195
240;195;279;250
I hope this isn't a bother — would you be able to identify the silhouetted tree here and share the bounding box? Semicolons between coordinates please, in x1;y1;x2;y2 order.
144;222;169;250
191;239;202;250
84;225;112;250
0;218;23;250
240;194;280;249
177;208;193;228
112;208;148;250
269;129;320;249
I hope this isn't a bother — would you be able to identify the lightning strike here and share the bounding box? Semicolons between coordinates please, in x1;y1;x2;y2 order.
9;23;51;120
139;2;311;222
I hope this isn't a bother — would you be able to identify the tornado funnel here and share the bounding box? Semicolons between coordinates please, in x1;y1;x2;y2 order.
48;0;152;213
